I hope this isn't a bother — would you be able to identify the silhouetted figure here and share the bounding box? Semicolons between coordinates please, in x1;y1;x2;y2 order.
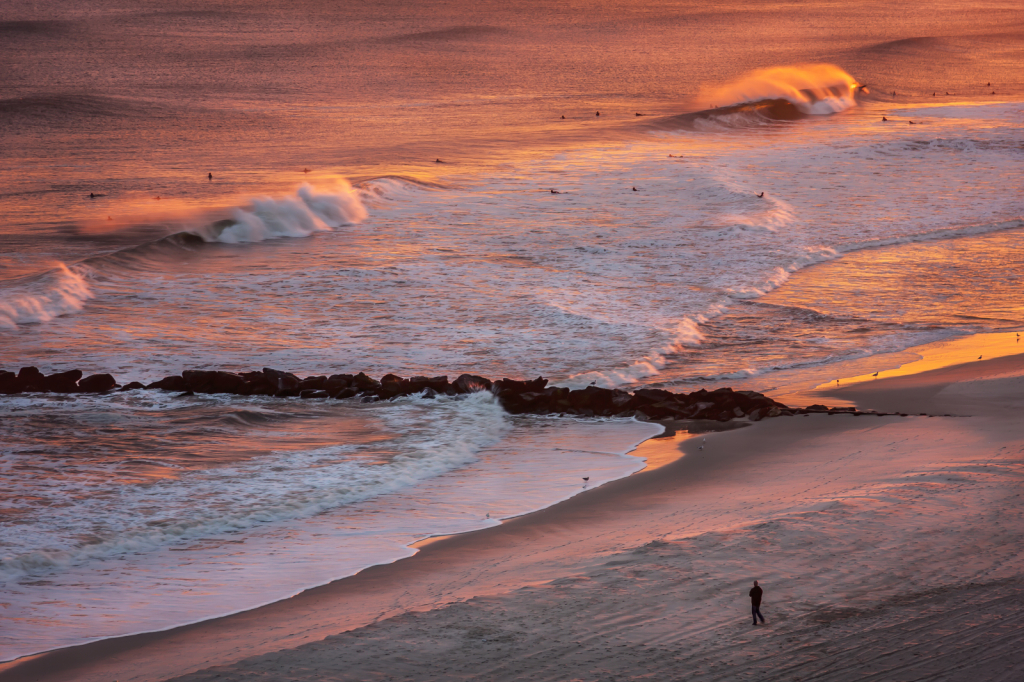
561;115;565;119
635;112;645;116
156;196;161;200
882;116;888;121
107;216;112;220
757;192;764;198
596;111;600;116
750;581;765;625
633;187;638;192
550;189;561;194
303;168;310;173
909;121;916;125
987;82;991;86
208;172;213;181
435;158;444;163
89;193;95;199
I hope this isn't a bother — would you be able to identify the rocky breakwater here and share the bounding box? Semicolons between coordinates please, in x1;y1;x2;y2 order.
0;367;118;394
138;368;886;422
0;366;902;421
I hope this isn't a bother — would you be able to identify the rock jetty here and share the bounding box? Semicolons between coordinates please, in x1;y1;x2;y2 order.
0;366;907;421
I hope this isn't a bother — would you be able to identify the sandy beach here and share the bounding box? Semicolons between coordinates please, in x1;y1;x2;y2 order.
4;348;1022;682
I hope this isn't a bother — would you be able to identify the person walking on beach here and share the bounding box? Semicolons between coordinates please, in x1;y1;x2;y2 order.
750;580;765;625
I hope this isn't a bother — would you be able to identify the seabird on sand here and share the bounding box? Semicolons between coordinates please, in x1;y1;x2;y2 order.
873;372;879;377
978;355;983;360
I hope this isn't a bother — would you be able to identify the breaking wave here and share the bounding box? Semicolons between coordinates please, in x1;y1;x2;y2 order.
708;63;862;115
194;181;367;244
660;64;863;129
0;264;93;330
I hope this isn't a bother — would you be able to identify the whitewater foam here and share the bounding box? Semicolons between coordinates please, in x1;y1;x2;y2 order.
0;391;507;581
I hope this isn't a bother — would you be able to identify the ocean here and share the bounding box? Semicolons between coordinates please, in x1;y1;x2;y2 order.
1;0;1022;661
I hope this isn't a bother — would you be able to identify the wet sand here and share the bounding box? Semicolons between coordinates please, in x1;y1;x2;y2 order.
5;353;1024;682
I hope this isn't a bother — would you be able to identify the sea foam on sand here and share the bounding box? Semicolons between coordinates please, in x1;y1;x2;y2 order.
5;352;1024;682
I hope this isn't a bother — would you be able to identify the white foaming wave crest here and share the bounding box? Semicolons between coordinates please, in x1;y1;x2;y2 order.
565;214;1024;390
708;63;861;115
206;181;366;244
0;392;508;581
568;312;717;388
0;263;94;330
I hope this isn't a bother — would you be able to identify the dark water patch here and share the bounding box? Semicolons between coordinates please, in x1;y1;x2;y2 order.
653;99;805;131
0;94;154;121
385;26;505;42
0;20;70;36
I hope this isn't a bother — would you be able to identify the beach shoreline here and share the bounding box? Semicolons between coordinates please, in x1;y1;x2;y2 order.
4;343;1024;681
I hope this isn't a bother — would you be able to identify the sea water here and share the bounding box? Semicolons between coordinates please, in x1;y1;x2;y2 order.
1;0;1022;660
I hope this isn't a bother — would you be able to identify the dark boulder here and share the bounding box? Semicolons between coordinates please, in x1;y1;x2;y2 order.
299;389;330;399
453;374;492;394
298;376;327;391
262;368;300;392
411;375;450;392
350;372;381;393
18;366;44;383
146;375;188;392
632;388;678;405
333;387;358;400
119;381;146;391
325;374;353;395
567;386;620;414
79;373;116;393
40;369;83;393
182;370;248;395
0;370;20;394
492;376;548;394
